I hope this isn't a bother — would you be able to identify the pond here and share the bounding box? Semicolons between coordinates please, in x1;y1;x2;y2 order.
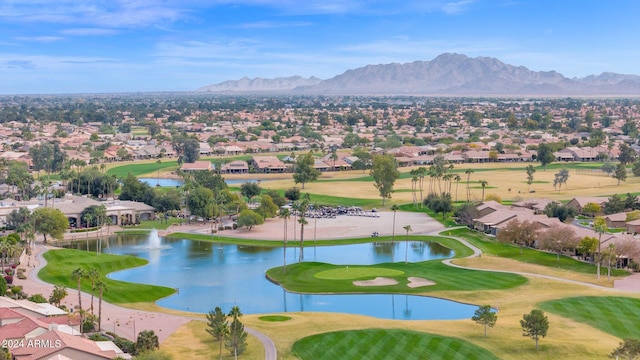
138;178;265;187
62;234;479;320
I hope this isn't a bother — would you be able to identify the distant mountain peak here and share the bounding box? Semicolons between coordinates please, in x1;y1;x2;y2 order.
197;53;640;96
197;76;322;93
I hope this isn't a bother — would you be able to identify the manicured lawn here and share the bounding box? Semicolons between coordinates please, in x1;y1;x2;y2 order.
295;193;381;207
107;161;179;178
446;228;628;277
399;203;456;227
39;249;175;304
267;236;527;294
540;296;640;339
315;267;404;280
122;217;182;230
258;315;291;322
292;329;499;360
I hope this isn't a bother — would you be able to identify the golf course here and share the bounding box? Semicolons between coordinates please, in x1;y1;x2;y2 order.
41;159;640;359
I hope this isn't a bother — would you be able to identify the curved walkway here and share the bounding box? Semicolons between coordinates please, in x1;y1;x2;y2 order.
436;231;640;293
21;243;277;360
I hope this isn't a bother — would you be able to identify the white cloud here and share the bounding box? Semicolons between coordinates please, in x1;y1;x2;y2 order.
234;21;312;29
0;0;190;28
441;0;476;14
14;36;65;42
60;28;119;36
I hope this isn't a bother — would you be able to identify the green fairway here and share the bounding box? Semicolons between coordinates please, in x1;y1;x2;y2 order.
107;161;179;177
541;296;640;339
258;315;291;322
267;236;527;294
39;249;175;304
315;267;404;280
292;329;499;360
446;228;629;277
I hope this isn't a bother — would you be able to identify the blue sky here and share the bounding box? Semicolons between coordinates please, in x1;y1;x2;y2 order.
1;0;639;94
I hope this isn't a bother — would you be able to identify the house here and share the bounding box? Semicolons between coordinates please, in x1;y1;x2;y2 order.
180;161;213;172
605;212;628;229
198;142;212;156
51;195;154;227
567;197;608;215
250;156;287;173
322;156;351;171
10;330;126;359
464;150;491;163
554;150;576;162
220;160;249;174
512;199;555;214
626;219;640;234
475;201;503;218
313;159;330;172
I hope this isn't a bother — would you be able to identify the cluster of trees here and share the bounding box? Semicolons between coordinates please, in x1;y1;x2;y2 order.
206;306;248;360
5;207;68;244
235;183;286;231
70;267;108;333
497;215;640;279
35;281;161;358
471;305;549;350
611;338;640;359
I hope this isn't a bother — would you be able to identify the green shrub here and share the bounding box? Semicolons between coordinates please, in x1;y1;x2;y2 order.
27;293;48;303
89;333;110;341
0;276;6;296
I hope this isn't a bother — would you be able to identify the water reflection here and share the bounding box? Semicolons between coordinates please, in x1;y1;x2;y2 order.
60;235;480;320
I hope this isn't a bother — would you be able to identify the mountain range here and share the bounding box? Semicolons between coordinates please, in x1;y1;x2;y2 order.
196;53;640;96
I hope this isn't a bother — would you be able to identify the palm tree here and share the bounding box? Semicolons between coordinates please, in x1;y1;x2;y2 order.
391;204;399;241
93;280;107;331
82;212;93;229
49;285;68;308
443;173;453;195
607;243;616;281
416;167;426;205
156;159;161;186
87;268;99;315
297;215;308;263
71;268;86;332
453;174;461;202
136;330;159;354
594;217;608;280
279;208;291;274
403;225;412;263
409;169;418;206
295;195;310;263
479;180;488;201
465;168;474;201
330;151;338;170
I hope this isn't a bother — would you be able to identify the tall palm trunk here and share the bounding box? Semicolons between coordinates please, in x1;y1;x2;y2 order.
98;288;103;330
298;224;305;263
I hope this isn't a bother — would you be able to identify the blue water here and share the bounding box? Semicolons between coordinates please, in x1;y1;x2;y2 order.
139;178;264;187
69;236;479;320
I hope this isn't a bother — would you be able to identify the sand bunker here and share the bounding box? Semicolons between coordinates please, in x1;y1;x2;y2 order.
407;277;436;288
353;277;399;286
